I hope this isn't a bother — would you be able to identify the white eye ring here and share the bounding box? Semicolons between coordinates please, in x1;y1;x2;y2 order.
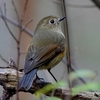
50;19;55;24
49;19;57;24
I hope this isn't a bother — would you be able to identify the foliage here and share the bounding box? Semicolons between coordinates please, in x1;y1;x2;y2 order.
35;81;66;100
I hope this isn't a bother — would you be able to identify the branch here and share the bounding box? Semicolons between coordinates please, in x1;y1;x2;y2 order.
0;67;99;100
0;13;33;37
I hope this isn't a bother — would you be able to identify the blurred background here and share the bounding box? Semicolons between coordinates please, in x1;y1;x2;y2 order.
0;0;100;100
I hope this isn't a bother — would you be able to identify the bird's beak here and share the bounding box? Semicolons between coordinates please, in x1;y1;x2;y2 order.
58;17;66;22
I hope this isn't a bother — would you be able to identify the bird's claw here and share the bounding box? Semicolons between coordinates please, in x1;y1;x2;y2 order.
34;76;45;83
36;73;44;81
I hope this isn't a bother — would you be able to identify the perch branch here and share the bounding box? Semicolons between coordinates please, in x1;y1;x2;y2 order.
0;67;99;100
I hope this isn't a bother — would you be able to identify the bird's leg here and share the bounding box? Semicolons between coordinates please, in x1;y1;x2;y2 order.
48;69;57;82
35;73;44;81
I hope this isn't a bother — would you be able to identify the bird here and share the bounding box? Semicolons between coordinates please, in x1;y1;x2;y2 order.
18;15;66;91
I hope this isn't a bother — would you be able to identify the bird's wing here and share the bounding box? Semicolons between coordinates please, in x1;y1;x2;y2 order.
24;43;65;74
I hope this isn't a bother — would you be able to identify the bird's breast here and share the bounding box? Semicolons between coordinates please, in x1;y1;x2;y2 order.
32;30;65;46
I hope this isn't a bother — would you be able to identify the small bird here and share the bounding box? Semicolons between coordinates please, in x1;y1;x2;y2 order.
18;16;66;91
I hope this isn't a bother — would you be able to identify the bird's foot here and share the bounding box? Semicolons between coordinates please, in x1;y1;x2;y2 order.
34;74;45;83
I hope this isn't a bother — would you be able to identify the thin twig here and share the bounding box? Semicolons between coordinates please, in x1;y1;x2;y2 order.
17;0;30;68
17;0;29;68
0;5;18;43
12;0;21;25
17;0;29;64
21;0;29;23
24;19;33;28
0;13;33;36
61;1;72;100
12;1;29;100
0;55;8;64
61;0;71;88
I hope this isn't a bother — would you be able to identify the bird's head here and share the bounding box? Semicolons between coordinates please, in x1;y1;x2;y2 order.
35;16;65;31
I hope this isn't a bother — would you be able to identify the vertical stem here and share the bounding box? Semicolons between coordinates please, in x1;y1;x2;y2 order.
16;0;29;99
16;38;20;100
61;0;72;89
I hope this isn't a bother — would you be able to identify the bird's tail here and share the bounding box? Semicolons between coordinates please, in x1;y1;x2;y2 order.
18;68;38;91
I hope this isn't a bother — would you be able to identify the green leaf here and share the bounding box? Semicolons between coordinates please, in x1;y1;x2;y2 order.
69;70;96;82
71;82;100;95
35;81;66;97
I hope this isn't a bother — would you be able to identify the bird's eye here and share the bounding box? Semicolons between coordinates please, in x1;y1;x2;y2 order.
50;19;55;24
